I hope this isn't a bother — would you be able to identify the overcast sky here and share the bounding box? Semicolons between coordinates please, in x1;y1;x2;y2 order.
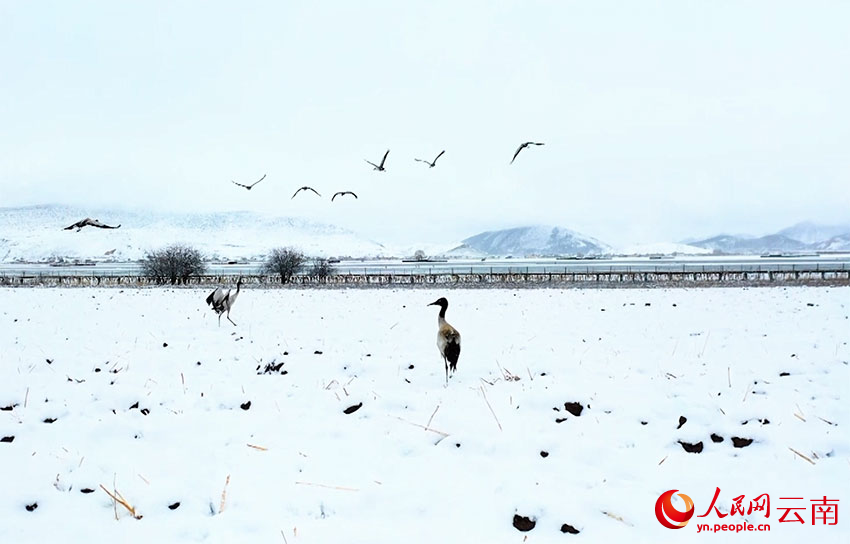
1;1;848;246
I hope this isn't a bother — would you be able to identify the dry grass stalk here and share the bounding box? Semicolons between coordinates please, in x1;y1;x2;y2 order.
100;484;142;519
788;447;816;465
426;404;440;430
658;455;668;466
295;481;358;492
480;386;502;431
247;443;268;451
394;416;449;437
219;474;231;514
793;412;807;423
602;511;633;526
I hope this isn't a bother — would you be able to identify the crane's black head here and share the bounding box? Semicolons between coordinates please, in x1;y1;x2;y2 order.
428;297;449;309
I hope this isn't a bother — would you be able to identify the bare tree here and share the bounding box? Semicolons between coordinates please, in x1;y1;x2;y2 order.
263;247;306;284
142;244;206;285
310;258;334;281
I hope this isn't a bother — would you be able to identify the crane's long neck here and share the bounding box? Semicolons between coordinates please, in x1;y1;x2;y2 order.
437;304;447;320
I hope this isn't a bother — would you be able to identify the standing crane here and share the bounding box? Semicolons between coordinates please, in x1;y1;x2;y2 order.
428;297;461;384
206;277;243;326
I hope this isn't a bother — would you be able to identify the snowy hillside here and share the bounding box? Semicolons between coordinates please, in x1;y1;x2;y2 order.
0;287;847;542
0;205;387;262
689;234;809;254
778;221;850;245
463;225;610;257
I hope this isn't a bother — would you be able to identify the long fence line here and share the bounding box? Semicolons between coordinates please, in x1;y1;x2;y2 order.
2;267;848;288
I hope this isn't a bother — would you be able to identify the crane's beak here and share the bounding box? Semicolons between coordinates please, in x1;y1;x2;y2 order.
427;301;438;306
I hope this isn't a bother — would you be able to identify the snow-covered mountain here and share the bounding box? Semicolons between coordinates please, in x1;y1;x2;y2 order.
688;221;850;254
462;225;610;257
0;205;387;262
778;221;850;245
689;234;810;254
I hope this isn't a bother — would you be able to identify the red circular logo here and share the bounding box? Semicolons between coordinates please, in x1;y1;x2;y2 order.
655;489;695;529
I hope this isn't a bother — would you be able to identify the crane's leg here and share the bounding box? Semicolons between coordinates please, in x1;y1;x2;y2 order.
217;312;222;327
444;357;449;385
227;310;237;326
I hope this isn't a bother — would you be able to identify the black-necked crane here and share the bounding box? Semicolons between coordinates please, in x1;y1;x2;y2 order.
63;218;121;231
365;150;390;171
428;297;461;384
331;191;358;201
510;142;544;164
414;150;445;168
231;174;267;190
205;277;243;326
291;186;321;199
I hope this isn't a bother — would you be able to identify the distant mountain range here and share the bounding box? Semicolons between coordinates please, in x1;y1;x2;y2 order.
688;221;850;254
460;225;610;257
0;205;847;261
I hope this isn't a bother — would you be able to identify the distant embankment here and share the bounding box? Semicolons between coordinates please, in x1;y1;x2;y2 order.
2;269;848;288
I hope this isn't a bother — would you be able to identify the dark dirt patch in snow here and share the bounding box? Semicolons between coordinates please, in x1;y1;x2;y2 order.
732;437;754;448
679;440;704;453
513;514;536;531
710;433;724;443
564;402;584;416
561;523;580;534
343;402;362;414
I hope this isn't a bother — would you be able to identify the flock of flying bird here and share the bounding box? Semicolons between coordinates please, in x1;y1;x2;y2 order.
230;141;546;203
61;141;545;231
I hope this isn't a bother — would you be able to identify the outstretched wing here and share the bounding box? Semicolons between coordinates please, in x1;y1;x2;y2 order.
231;180;249;189
332;192;342;201
291;187;304;199
414;158;430;164
364;159;380;169
89;219;120;229
307;187;321;196
247;174;267;188
379;149;390;168
510;144;525;164
433;150;445;164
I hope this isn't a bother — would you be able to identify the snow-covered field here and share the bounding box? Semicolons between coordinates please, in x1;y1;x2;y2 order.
1;287;848;543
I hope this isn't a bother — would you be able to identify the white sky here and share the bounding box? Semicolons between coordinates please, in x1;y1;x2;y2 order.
1;1;848;246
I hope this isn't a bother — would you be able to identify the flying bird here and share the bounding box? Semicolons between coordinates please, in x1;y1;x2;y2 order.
414;150;445;168
428;297;461;385
365;150;390;171
63;218;121;231
331;191;358;201
231;174;267;190
205;277;243;326
291;186;322;199
510;142;544;164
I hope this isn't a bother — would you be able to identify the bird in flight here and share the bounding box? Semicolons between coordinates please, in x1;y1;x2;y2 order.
63;218;121;231
231;174;267;190
331;191;358;201
415;150;445;168
365;150;390;171
291;186;322;199
510;142;544;164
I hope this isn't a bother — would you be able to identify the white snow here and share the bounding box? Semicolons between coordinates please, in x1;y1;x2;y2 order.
616;242;713;256
1;287;848;543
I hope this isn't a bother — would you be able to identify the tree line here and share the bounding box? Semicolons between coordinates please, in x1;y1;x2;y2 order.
141;244;332;285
